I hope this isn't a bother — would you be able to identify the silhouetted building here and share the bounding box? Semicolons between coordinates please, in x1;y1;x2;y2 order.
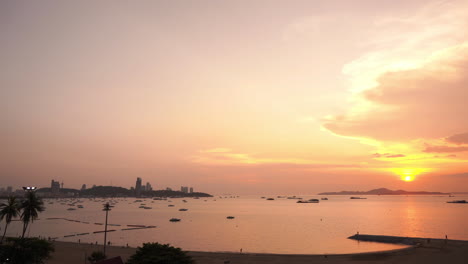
6;186;13;193
135;177;142;197
166;187;172;191
189;187;193;193
181;186;188;193
146;182;152;192
51;180;60;195
81;184;87;191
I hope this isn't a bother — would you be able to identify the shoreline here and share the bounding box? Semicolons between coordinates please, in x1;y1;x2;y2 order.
44;235;468;264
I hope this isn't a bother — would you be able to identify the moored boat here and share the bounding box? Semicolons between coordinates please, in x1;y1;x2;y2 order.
447;200;467;203
297;199;319;203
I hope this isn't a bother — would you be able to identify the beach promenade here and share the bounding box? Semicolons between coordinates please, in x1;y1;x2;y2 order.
45;235;468;264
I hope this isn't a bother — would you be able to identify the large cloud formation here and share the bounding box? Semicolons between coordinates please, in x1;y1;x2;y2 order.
323;44;468;147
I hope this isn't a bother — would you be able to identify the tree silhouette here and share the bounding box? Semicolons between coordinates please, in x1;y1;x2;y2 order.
20;191;45;239
0;196;20;242
102;202;113;255
127;243;194;264
87;251;106;263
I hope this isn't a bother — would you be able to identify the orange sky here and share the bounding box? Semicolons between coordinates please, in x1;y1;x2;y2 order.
1;0;467;194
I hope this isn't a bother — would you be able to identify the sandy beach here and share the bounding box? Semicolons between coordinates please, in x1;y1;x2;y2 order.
45;236;468;264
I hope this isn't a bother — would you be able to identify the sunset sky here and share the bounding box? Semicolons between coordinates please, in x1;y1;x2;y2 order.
1;0;468;194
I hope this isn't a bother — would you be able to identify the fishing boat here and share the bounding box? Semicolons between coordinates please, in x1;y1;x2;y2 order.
447;200;467;203
297;199;319;203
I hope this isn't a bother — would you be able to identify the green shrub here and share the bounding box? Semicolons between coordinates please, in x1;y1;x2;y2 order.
126;243;194;264
88;251;107;263
0;237;54;264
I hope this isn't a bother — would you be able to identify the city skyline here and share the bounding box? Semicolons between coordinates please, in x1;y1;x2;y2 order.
2;0;468;194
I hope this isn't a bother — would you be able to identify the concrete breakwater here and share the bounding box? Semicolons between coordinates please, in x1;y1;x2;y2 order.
348;234;453;245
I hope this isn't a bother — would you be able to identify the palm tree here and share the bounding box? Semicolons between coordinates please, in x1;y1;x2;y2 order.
102;202;113;256
0;196;20;242
20;191;45;239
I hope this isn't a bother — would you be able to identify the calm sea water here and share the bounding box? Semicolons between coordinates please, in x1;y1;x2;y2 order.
3;195;468;254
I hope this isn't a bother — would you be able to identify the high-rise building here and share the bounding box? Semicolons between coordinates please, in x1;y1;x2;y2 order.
146;182;152;192
51;180;60;195
81;184;87;191
135;177;142;197
189;187;193;193
181;186;188;193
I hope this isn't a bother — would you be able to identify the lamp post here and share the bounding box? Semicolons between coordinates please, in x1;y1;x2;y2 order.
22;186;37;192
102;202;113;256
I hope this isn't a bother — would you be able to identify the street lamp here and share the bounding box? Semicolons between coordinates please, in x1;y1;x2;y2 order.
22;187;37;191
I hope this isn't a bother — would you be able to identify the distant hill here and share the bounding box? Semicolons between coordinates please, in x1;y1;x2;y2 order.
35;186;212;198
318;188;450;195
81;186;131;196
37;187;80;194
150;190;212;197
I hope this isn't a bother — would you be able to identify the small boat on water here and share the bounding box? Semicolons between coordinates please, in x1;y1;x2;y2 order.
447;200;467;203
321;198;328;200
350;197;367;199
179;208;188;211
266;198;275;200
297;199;319;203
67;208;76;211
169;218;181;222
226;216;235;219
77;205;84;208
143;206;152;209
168;205;175;207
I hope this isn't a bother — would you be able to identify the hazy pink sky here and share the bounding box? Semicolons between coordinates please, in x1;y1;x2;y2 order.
1;0;468;194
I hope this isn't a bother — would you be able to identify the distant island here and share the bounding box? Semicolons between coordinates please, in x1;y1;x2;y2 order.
318;188;450;195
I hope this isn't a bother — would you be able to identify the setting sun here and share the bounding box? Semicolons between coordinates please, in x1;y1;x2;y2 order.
390;168;430;182
403;175;414;182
